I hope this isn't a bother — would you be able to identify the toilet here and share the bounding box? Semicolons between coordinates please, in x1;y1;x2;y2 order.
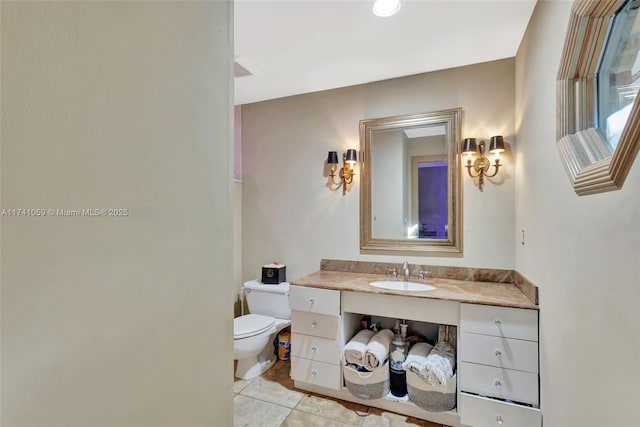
234;280;291;380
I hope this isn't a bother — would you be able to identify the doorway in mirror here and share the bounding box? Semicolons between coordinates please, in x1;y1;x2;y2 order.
417;160;448;239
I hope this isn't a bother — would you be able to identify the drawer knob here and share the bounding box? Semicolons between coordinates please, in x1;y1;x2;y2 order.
311;321;317;328
311;345;318;353
494;379;502;388
494;317;502;326
496;415;503;425
494;348;503;357
311;369;318;377
309;298;316;305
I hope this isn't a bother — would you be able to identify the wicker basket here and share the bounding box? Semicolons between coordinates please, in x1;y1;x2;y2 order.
343;362;390;400
406;370;456;412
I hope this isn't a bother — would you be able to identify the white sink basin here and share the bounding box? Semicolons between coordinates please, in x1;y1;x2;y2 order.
369;280;436;292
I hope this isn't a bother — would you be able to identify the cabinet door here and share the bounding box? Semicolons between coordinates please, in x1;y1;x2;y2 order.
460;362;539;407
460;304;538;341
291;311;340;340
291;333;341;365
290;357;341;390
461;332;538;373
460;393;541;427
289;285;340;316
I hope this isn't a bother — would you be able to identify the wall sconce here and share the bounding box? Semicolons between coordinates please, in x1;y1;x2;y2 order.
461;136;505;191
327;149;358;195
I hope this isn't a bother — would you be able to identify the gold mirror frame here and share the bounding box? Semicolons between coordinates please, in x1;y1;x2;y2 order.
359;108;462;254
557;0;640;195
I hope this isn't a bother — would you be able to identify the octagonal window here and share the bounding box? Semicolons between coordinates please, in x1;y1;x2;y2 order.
556;0;640;195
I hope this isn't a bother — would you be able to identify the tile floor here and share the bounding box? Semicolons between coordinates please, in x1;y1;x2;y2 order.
233;360;449;427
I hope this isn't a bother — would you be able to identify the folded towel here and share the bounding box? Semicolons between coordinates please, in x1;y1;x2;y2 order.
342;329;375;366
401;342;434;375
364;329;394;371
421;341;456;391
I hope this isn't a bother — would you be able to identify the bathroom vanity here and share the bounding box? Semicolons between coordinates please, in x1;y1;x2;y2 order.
289;266;540;427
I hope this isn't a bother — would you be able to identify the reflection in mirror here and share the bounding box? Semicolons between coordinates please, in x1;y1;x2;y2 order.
412;156;448;239
360;108;462;254
596;0;640;151
370;125;447;239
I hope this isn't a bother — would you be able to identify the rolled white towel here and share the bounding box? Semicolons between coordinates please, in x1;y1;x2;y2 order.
401;342;434;376
342;329;375;366
364;329;394;371
420;341;456;391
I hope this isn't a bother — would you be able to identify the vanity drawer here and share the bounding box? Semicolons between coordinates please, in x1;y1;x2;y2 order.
291;310;340;340
461;332;538;373
460;393;541;427
460;304;538;341
289;285;340;316
460;362;539;406
291;333;341;365
291;356;341;390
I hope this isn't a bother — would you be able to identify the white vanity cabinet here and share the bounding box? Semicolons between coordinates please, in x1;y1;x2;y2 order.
288;283;541;427
289;286;342;390
459;304;541;427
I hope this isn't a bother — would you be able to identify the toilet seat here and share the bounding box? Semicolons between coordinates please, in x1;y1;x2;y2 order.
234;314;275;340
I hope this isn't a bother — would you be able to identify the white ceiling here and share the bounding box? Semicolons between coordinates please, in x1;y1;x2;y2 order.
234;0;537;105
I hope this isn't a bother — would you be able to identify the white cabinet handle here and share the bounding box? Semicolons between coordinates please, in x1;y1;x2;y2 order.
311;345;318;353
311;321;317;328
494;348;502;357
496;415;503;425
494;379;502;388
494;317;502;326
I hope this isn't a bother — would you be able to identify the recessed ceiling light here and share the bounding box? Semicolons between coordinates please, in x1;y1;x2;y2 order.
373;0;401;17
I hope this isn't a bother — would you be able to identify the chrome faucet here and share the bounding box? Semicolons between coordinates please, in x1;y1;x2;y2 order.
418;270;430;280
402;261;410;280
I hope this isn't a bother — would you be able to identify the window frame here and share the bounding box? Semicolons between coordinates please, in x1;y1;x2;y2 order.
557;0;640;195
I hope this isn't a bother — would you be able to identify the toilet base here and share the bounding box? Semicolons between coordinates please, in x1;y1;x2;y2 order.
234;319;291;380
235;354;276;380
235;338;277;380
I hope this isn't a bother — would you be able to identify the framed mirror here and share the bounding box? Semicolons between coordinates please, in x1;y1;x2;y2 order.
359;108;462;254
557;0;640;195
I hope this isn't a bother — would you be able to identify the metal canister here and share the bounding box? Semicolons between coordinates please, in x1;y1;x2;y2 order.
389;334;409;397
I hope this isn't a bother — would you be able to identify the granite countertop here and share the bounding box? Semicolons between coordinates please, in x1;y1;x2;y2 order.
291;270;538;310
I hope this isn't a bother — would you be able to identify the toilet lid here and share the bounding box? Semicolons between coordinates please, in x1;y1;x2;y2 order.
234;314;275;339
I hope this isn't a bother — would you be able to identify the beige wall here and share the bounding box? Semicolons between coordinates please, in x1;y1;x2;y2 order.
241;59;517;282
1;2;233;425
234;182;243;317
516;2;640;426
234;106;244;316
371;129;405;238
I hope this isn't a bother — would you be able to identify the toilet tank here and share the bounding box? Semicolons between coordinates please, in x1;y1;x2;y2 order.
244;280;291;320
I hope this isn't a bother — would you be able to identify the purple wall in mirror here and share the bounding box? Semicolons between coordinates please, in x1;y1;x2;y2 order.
418;162;448;239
